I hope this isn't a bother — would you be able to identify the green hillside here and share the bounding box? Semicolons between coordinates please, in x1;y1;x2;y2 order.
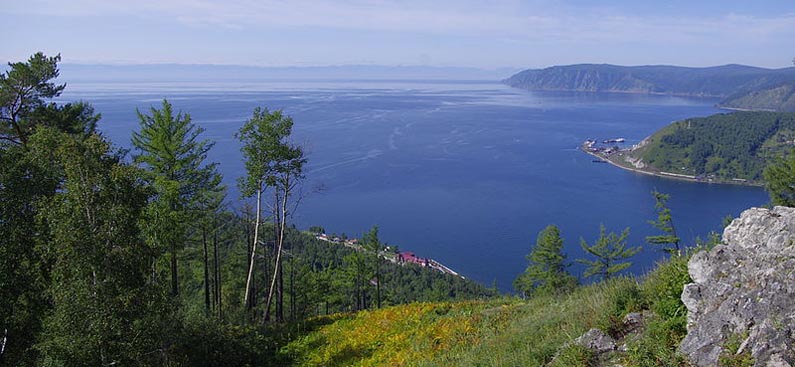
720;84;795;112
624;111;795;183
504;64;795;111
276;256;693;367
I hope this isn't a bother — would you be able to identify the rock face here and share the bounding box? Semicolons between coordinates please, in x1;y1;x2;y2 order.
680;206;795;366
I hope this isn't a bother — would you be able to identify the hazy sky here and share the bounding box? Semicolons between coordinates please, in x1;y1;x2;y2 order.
2;0;794;69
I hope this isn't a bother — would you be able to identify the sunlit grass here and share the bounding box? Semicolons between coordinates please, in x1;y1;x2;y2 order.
280;257;694;367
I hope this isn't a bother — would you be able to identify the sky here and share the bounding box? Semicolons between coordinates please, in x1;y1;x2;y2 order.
2;0;794;69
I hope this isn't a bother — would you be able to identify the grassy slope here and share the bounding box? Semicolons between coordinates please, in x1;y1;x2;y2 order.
279;256;694;367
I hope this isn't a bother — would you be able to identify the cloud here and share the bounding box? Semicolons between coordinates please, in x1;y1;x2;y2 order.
3;0;793;67
7;0;794;44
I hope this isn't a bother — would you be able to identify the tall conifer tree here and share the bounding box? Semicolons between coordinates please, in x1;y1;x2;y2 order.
132;99;221;297
513;225;577;297
578;225;641;280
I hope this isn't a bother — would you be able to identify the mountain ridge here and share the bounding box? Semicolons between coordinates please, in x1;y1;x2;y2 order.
505;64;795;111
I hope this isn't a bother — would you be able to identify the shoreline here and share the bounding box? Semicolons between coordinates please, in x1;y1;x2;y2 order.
580;145;765;188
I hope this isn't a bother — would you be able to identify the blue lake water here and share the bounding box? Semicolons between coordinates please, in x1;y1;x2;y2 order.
59;80;769;291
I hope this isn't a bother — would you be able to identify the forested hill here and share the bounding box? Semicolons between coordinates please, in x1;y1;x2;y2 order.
623;111;795;183
504;64;795;111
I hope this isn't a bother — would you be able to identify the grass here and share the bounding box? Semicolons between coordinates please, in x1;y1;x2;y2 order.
278;256;698;367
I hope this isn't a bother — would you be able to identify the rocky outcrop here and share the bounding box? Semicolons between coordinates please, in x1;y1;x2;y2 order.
574;329;616;354
680;206;795;366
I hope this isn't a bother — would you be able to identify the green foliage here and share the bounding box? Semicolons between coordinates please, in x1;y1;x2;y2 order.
549;345;596;367
0;137;58;365
132;99;221;207
363;225;384;308
173;316;272;367
26;101;100;138
235;107;305;322
718;332;754;367
578;225;641;280
0;54;100;365
34;130;173;366
236;107;304;197
764;147;795;207
132;99;222;297
419;278;641;367
506;64;795;112
0;52;66;146
624;319;691;367
624;255;693;367
514;225;578;297
634;111;795;182
722;84;795;112
647;191;681;255
593;279;644;337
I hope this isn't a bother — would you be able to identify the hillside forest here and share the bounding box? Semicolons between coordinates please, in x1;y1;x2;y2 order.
0;53;496;366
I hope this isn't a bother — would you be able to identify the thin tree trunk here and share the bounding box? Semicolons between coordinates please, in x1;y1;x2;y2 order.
214;226;221;319
243;187;262;316
277;260;284;322
264;180;289;322
290;255;295;320
203;226;210;314
244;209;251;310
375;260;381;309
171;242;179;296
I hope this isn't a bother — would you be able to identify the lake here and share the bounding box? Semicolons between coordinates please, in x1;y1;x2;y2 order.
59;80;769;291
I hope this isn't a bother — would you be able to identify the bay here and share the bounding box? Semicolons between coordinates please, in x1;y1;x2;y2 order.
59;80;769;291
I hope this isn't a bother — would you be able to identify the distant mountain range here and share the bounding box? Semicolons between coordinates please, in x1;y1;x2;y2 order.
55;63;519;83
504;64;795;112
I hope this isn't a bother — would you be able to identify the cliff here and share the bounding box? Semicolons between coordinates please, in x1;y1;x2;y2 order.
681;206;795;366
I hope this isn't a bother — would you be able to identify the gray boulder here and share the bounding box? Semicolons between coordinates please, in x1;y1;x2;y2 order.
574;328;616;354
680;206;795;367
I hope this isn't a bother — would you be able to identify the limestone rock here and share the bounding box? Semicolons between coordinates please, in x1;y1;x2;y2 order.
574;328;616;354
680;206;795;367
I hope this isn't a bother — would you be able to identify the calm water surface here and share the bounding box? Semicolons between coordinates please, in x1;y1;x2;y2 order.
59;80;768;290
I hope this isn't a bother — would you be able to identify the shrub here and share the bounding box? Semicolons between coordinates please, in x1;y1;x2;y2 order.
625;255;693;366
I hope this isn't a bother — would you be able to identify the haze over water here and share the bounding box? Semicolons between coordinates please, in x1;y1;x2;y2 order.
60;80;768;291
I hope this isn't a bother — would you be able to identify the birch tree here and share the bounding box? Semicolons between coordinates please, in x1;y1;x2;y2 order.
237;108;305;321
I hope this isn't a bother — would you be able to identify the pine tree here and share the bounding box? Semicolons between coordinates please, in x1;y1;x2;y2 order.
646;191;681;255
578;225;641;280
0;52;65;146
513;225;577;297
131;99;222;297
